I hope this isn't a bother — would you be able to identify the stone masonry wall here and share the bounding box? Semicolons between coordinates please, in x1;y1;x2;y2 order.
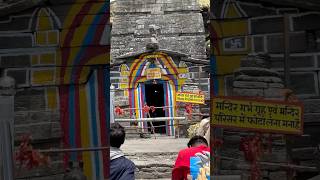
212;0;320;178
111;0;207;61
0;0;110;179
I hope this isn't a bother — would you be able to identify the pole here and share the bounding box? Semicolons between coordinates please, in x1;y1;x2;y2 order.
284;13;294;180
283;13;291;87
198;65;202;117
115;117;186;122
210;1;223;175
0;73;15;180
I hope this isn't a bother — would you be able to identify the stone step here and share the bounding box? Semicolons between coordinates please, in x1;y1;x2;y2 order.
126;152;176;179
121;138;189;179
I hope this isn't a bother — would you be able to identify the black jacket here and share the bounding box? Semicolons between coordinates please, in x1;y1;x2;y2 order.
110;156;135;180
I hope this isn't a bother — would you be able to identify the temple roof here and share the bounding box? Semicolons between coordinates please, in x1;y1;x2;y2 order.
242;0;320;11
0;0;42;17
112;49;209;66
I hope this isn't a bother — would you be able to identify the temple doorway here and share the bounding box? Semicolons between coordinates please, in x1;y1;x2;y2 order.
145;83;166;134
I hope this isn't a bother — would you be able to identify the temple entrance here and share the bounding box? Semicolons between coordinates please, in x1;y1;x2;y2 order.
145;83;166;134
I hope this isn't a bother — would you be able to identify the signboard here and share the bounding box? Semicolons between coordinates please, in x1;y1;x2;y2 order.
182;85;200;93
119;78;128;89
212;97;304;135
176;92;205;104
146;68;161;79
119;83;128;89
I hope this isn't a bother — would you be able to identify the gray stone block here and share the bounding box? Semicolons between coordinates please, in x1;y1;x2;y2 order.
6;69;27;86
225;76;234;96
317;55;320;68
293;13;320;31
233;81;268;89
240;59;271;68
239;2;277;17
14;122;62;141
0;16;30;31
1;55;31;67
264;88;283;98
233;88;264;97
268;83;284;88
188;66;200;72
234;67;281;77
250;17;283;34
292;147;316;161
269;171;287;180
289;73;317;95
0;36;33;49
253;36;264;52
191;72;209;79
303;99;320;113
15;89;46;111
271;55;315;69
235;75;283;83
267;33;307;53
221;160;250;170
15;161;64;180
304;113;320;123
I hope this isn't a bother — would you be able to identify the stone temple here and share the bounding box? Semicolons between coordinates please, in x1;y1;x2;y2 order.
110;0;210;137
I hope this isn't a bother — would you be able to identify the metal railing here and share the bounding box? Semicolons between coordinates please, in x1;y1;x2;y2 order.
115;117;186;138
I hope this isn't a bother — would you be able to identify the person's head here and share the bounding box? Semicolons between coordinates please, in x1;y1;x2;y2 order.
187;135;208;148
110;123;125;148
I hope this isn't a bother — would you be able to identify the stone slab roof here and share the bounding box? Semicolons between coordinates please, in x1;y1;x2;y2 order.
112;49;209;67
0;0;42;17
241;0;320;11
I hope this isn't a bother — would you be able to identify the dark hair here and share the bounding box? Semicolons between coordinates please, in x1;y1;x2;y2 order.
202;115;210;119
187;135;208;148
110;123;125;148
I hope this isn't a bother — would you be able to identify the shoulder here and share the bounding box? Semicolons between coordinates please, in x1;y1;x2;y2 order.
122;157;136;169
178;147;190;155
110;157;136;172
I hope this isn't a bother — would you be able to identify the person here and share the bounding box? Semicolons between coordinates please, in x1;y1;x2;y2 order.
110;123;135;180
172;136;210;180
196;116;210;146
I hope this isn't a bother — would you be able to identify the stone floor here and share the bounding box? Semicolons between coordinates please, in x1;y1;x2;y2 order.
121;136;189;153
121;136;189;179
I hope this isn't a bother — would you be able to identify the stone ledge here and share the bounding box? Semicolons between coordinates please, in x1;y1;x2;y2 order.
233;88;264;97
234;67;281;77
233;81;268;89
303;99;320;113
235;75;283;83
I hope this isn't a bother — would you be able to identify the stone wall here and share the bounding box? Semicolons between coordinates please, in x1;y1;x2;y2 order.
0;0;110;179
111;0;209;124
211;0;320;179
111;0;207;61
221;54;288;179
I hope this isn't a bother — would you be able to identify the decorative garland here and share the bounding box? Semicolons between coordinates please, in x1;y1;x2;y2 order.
114;106;124;116
185;103;193;118
239;134;263;180
15;135;50;170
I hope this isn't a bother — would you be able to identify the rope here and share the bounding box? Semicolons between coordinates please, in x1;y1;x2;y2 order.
38;147;109;153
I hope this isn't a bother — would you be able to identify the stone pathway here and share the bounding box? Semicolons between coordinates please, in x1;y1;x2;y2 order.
121;136;189;153
121;137;189;179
